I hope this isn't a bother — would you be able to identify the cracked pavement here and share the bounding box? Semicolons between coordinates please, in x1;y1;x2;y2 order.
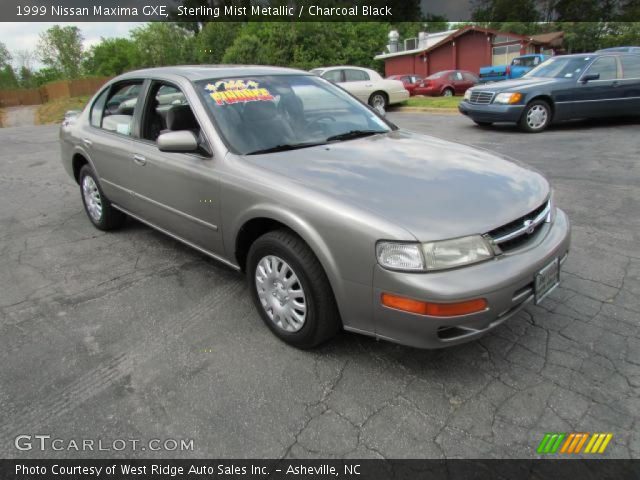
0;114;638;459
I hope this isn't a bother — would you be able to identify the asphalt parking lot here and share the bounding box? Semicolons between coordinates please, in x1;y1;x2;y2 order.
0;113;638;459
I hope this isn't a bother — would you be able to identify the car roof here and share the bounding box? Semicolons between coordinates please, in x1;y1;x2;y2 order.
117;65;308;81
316;65;373;71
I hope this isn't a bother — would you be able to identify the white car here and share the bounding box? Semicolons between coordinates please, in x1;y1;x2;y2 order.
310;66;409;108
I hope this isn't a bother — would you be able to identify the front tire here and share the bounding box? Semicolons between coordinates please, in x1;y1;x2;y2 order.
247;230;340;349
519;100;551;133
79;165;125;231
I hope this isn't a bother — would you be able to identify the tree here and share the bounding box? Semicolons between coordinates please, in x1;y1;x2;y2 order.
0;65;19;89
18;66;36;88
32;67;63;87
37;25;84;79
130;23;196;68
84;38;138;76
196;22;242;64
0;41;11;67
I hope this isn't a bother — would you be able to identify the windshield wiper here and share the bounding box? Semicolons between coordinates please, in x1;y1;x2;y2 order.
326;130;386;142
246;142;326;155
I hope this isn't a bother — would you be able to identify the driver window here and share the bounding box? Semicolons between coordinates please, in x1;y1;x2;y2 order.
97;81;143;136
141;81;206;150
586;57;618;80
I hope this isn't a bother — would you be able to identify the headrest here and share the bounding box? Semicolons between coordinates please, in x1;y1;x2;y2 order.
243;101;277;122
166;104;199;131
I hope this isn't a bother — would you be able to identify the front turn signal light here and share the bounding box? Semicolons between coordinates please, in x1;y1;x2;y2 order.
381;293;487;317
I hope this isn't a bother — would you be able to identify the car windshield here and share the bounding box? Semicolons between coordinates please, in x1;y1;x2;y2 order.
196;74;391;155
524;56;593;78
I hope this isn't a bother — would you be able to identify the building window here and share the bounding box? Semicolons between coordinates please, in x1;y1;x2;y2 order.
492;44;521;66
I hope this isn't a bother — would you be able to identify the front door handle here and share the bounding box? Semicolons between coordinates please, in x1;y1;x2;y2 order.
82;138;92;147
133;154;146;166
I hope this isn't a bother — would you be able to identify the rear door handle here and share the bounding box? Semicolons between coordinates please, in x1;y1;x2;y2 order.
133;154;146;166
82;138;92;147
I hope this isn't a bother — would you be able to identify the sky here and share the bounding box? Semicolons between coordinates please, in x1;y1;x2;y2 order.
0;22;143;68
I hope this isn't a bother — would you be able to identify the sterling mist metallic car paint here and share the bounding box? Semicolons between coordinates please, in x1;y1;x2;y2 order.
60;66;570;349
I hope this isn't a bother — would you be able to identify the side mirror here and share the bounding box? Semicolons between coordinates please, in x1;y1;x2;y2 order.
157;130;199;153
581;73;600;83
374;104;386;117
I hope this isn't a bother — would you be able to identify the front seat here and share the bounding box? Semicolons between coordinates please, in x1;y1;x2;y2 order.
164;104;200;134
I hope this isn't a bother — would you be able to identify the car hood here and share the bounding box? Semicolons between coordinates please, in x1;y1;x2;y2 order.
474;77;562;92
243;130;549;241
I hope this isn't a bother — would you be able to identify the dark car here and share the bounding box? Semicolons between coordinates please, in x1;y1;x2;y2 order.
414;70;478;97
387;74;424;96
596;46;640;54
459;52;640;132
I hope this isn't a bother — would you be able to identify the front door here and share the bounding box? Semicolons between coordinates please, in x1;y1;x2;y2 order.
125;81;224;256
572;56;622;118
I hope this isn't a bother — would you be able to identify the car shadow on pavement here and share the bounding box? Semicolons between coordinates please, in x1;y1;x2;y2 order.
472;115;640;134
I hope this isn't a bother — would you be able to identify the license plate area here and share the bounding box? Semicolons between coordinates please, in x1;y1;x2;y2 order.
535;258;560;304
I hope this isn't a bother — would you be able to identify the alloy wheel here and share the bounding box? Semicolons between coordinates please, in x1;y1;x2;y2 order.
526;105;548;130
82;175;103;222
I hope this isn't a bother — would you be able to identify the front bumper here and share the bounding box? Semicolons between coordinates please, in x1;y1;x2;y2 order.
372;209;571;349
459;101;525;123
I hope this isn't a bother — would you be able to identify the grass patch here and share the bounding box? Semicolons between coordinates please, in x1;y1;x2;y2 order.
403;96;462;109
36;96;91;125
0;108;4;127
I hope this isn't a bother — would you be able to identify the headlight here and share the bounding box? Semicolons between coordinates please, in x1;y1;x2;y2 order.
494;92;522;104
422;235;494;271
376;242;425;271
376;236;495;272
463;89;471;101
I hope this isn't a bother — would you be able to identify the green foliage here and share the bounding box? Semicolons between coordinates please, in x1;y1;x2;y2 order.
222;22;389;72
84;38;138;76
197;22;243;63
0;65;19;89
32;67;64;87
18;66;36;88
37;26;84;79
130;23;197;68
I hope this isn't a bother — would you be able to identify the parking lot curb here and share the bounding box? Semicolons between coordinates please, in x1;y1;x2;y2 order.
393;106;459;114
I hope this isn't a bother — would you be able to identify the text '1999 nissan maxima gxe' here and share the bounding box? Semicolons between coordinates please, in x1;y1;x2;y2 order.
60;66;570;349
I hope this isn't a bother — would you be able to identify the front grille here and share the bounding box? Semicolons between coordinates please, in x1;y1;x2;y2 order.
469;91;494;105
488;201;550;253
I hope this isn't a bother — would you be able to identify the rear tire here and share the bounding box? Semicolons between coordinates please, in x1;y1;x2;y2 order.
247;230;340;349
368;91;388;109
442;88;454;97
79;165;125;231
519;100;551;133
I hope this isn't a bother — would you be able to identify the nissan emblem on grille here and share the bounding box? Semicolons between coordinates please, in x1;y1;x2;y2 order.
524;219;535;234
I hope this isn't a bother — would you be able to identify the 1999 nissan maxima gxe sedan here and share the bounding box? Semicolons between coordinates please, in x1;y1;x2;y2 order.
60;66;570;349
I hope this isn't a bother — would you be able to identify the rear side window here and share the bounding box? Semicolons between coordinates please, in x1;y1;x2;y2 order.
586;57;618;80
344;69;370;82
463;72;478;82
96;81;144;136
621;55;640;79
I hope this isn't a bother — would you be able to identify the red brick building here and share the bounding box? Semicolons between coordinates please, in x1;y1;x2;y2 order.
375;26;564;77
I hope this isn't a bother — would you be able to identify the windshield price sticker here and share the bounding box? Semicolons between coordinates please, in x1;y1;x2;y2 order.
205;80;274;106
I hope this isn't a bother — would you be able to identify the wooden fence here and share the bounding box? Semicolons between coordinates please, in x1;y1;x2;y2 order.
0;77;111;107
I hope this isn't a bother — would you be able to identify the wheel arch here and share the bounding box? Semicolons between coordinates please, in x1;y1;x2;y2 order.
368;90;388;105
526;94;555;118
71;147;99;185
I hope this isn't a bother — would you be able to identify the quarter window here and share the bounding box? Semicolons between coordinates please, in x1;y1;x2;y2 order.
322;70;343;83
90;87;110;128
344;69;370;82
586;57;618;80
621;55;640;79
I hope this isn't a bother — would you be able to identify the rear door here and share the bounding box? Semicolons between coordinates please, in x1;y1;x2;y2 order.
619;55;640;114
450;72;466;94
81;80;145;209
341;68;373;102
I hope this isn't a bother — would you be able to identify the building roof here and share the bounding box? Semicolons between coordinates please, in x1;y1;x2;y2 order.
375;26;564;60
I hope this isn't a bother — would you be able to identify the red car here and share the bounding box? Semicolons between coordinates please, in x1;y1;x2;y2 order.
414;70;479;96
387;74;424;96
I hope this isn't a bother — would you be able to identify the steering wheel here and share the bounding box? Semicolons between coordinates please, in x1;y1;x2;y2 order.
306;115;336;133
